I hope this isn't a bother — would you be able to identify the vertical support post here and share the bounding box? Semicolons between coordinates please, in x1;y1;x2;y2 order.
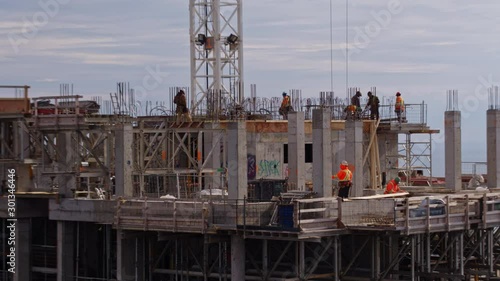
345;120;364;197
445;110;462;191
375;235;380;279
14;218;31;281
57;221;75;281
334;236;340;281
426;233;431;273
203;235;209;281
57;132;76;197
117;230;135;281
332;130;346;176
299;241;305;279
288;112;305;190
312;108;332;197
204;122;222;189
115;123;134;196
405;133;411;186
487;109;500;188
411;235;415;281
262;239;268;278
231;235;245;281
227;122;247;200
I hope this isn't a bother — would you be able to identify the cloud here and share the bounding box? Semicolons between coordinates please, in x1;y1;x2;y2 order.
36;78;59;82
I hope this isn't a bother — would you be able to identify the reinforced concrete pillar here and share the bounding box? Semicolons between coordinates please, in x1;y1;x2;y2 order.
115;123;134;197
288;112;306;190
231;235;245;280
14;218;31;281
204;122;222;189
117;230;136;281
332;130;346;173
445;111;462;191
345;120;364;197
378;133;399;184
57;132;76;197
312;109;332;197
487;110;500;188
227;122;247;200
57;221;75;281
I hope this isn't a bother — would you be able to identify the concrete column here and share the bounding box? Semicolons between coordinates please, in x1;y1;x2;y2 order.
57;132;76;197
345;120;364;197
14;218;31;281
227;122;247;200
204;122;222;189
332;130;346;176
57;221;75;281
15;120;30;160
445;111;462;191
231;235;245;280
487;110;500;188
115;123;134;197
288;112;306;190
378;133;399;184
117;230;136;281
312;109;332;197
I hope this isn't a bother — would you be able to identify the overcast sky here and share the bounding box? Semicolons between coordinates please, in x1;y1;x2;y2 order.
1;0;500;176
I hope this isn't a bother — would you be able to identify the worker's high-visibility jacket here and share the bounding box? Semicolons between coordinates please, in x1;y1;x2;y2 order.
395;96;404;111
384;179;401;194
333;168;352;182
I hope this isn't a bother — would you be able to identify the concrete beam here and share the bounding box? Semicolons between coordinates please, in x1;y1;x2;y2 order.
227;122;248;200
57;221;75;281
115;123;134;197
445;111;462;191
288;112;306;190
313;109;332;197
487;110;500;188
345;120;364;197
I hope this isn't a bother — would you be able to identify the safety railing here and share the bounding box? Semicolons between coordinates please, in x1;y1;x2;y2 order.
393;195;484;234
114;193;500;235
293;197;339;230
114;198;276;233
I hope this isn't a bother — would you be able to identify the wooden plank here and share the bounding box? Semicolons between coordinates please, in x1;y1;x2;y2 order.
350;192;409;200
296;197;337;203
299;218;337;224
299;208;327;214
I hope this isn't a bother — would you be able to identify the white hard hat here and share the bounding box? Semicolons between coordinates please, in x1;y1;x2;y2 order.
341;160;348;166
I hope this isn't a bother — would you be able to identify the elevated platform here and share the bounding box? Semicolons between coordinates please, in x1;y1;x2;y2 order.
36;191;500;240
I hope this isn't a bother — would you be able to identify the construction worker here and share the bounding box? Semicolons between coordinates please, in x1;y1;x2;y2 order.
384;177;403;194
350;91;362;120
395;92;404;123
174;89;192;123
332;160;353;199
279;92;292;120
365;91;380;120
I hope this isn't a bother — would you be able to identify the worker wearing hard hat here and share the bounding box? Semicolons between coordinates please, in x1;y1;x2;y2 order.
332;160;353;199
395;92;404;123
384;177;403;194
279;92;292;120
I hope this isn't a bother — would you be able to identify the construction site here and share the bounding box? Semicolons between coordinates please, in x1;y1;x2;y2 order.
2;1;500;281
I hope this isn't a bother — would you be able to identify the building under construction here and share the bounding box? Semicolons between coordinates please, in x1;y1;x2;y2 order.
2;1;500;281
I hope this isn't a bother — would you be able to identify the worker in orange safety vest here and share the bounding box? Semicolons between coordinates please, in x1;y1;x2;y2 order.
332;160;353;198
279;92;292;120
384;177;403;194
395;92;404;123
